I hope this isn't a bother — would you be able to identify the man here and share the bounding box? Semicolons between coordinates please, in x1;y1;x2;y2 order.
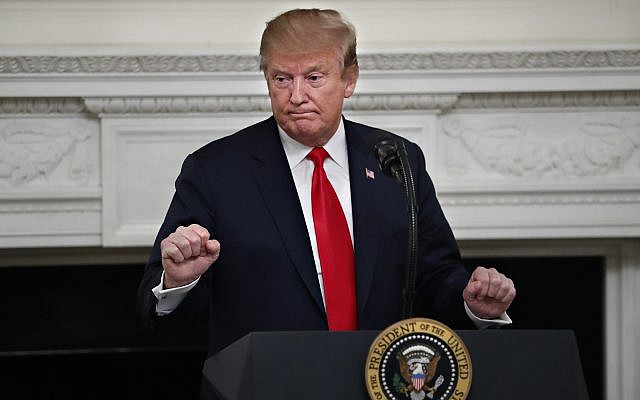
138;8;515;359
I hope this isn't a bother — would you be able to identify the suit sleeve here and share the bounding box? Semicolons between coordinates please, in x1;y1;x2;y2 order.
407;142;474;329
137;153;214;329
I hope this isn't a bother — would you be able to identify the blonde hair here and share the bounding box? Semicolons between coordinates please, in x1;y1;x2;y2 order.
259;9;358;73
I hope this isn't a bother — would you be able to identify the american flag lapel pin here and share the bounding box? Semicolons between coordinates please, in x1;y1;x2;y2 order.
365;168;375;180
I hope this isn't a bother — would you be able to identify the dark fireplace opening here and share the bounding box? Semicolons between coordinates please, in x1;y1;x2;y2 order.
462;256;604;400
0;262;208;399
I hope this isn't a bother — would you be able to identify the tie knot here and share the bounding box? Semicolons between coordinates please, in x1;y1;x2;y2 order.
307;147;330;166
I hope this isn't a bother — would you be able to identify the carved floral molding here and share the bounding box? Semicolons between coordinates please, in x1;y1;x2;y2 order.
453;91;640;109
0;92;638;115
82;94;461;115
83;96;270;115
1;50;639;74
358;50;640;71
0;55;260;74
0;98;86;114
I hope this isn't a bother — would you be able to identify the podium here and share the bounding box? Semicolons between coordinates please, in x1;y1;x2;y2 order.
202;330;589;400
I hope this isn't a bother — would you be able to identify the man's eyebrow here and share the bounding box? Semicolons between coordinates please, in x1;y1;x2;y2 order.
305;63;329;74
307;66;328;74
268;67;289;76
269;63;329;76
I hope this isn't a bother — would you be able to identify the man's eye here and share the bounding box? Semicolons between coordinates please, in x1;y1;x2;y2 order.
274;76;289;84
307;74;326;86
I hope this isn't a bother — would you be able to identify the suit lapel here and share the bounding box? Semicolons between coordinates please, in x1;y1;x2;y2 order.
345;119;383;317
249;118;326;314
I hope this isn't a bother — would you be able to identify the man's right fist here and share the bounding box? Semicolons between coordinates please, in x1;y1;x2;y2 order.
160;224;221;288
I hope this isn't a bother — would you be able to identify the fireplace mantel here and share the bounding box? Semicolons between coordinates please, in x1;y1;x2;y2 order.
1;48;639;247
1;47;639;399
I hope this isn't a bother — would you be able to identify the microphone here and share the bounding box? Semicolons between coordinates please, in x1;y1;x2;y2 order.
373;139;404;183
372;135;418;320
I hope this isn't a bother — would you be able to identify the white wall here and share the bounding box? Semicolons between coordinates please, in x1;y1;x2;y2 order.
0;0;638;51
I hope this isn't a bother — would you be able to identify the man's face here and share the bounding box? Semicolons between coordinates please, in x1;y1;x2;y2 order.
264;48;358;147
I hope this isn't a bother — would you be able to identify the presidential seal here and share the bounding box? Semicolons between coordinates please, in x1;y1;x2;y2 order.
365;318;472;400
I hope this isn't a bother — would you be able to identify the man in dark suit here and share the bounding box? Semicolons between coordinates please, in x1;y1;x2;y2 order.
138;8;515;358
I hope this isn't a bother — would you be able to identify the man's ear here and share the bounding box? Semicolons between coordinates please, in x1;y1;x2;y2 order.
342;65;359;98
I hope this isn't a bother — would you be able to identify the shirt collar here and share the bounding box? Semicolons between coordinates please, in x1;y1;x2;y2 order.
278;119;348;171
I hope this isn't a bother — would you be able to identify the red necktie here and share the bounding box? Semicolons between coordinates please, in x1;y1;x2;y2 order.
307;147;357;331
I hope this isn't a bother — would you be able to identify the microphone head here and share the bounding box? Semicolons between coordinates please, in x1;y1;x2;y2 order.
373;139;404;182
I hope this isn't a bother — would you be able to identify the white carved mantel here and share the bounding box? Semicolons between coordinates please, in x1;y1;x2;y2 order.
1;48;639;399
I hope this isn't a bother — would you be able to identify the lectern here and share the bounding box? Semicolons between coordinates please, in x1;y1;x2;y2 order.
203;330;589;400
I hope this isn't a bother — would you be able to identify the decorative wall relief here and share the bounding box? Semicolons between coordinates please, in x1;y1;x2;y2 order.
441;112;640;180
2;50;639;74
0;119;98;188
578;116;640;174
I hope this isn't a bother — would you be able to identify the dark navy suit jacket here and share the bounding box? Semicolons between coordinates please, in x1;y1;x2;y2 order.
138;116;471;356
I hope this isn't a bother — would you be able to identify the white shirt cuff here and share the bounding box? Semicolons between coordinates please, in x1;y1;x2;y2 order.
464;302;512;329
151;272;200;316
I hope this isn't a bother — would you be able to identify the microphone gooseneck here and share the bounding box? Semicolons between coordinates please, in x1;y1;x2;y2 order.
373;137;418;320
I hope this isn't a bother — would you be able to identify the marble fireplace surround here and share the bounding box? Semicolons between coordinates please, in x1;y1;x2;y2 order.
1;47;639;399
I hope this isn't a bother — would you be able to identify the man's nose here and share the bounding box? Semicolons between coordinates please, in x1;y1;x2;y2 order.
289;78;307;104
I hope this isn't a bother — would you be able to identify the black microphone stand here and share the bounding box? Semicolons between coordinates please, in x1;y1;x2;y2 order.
373;139;418;319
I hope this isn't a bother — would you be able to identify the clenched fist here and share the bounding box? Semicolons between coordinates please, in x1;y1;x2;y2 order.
463;266;516;319
160;224;221;289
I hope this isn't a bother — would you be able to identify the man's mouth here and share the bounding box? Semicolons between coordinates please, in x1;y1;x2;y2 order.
288;110;316;117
